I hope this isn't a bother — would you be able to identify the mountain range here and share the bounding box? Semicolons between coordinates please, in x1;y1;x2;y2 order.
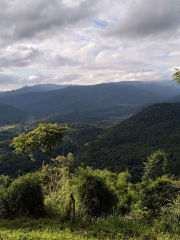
0;81;180;126
0;81;179;116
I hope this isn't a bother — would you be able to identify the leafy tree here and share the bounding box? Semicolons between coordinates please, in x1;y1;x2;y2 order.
173;68;180;84
10;123;67;189
143;150;167;181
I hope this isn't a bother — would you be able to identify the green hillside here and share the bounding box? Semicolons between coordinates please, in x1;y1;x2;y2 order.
0;104;27;125
74;102;180;182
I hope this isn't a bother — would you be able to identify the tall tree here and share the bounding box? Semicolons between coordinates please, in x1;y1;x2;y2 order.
11;123;67;189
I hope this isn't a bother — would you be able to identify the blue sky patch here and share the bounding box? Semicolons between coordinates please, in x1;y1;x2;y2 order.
93;20;108;29
92;51;101;57
157;66;171;72
14;69;38;78
150;53;170;61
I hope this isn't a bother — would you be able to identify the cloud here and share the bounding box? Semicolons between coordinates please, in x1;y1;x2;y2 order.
0;0;98;47
106;0;180;39
0;0;179;90
53;54;81;67
0;45;43;70
0;74;23;91
27;72;81;85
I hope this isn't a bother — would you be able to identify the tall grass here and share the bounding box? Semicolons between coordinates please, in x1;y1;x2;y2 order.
0;214;174;240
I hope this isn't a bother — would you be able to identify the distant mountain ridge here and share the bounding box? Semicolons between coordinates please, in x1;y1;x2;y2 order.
0;83;72;97
118;81;180;98
0;83;170;115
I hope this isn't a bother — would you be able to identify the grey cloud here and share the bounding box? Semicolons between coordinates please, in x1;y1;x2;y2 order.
106;0;180;39
0;74;21;86
0;0;98;45
0;46;43;69
27;72;81;85
56;73;81;83
53;55;81;67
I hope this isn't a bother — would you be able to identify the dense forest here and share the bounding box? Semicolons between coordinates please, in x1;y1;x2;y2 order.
74;103;180;182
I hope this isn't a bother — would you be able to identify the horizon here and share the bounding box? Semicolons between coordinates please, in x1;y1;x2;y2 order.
0;79;177;92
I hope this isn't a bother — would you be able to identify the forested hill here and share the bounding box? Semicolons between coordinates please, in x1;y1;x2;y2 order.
0;104;27;125
0;83;167;114
74;102;180;182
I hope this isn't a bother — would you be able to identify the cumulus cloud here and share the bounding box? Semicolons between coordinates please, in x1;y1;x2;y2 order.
0;0;98;47
106;0;180;39
0;45;43;70
53;54;80;67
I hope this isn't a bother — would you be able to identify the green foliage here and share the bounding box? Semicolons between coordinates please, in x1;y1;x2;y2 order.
11;123;67;160
0;174;44;219
143;150;167;181
0;175;12;189
160;196;180;235
136;176;180;217
0;123;103;177
173;68;180;84
72;168;118;217
39;153;73;193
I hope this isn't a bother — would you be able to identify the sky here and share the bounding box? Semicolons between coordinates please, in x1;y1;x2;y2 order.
0;0;180;91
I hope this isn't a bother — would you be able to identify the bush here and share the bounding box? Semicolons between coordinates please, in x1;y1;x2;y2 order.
134;176;180;219
77;175;118;217
0;173;44;219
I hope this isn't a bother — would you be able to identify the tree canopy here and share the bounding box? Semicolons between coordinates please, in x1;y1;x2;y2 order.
11;123;67;160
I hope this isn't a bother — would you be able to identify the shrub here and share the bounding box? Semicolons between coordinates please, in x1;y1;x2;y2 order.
134;176;180;219
0;173;44;219
77;175;118;217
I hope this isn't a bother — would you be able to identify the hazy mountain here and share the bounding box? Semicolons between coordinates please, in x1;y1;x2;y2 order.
153;80;180;88
166;93;180;103
0;83;168;115
0;83;71;97
118;81;180;98
40;103;149;125
74;102;180;182
0;104;27;125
